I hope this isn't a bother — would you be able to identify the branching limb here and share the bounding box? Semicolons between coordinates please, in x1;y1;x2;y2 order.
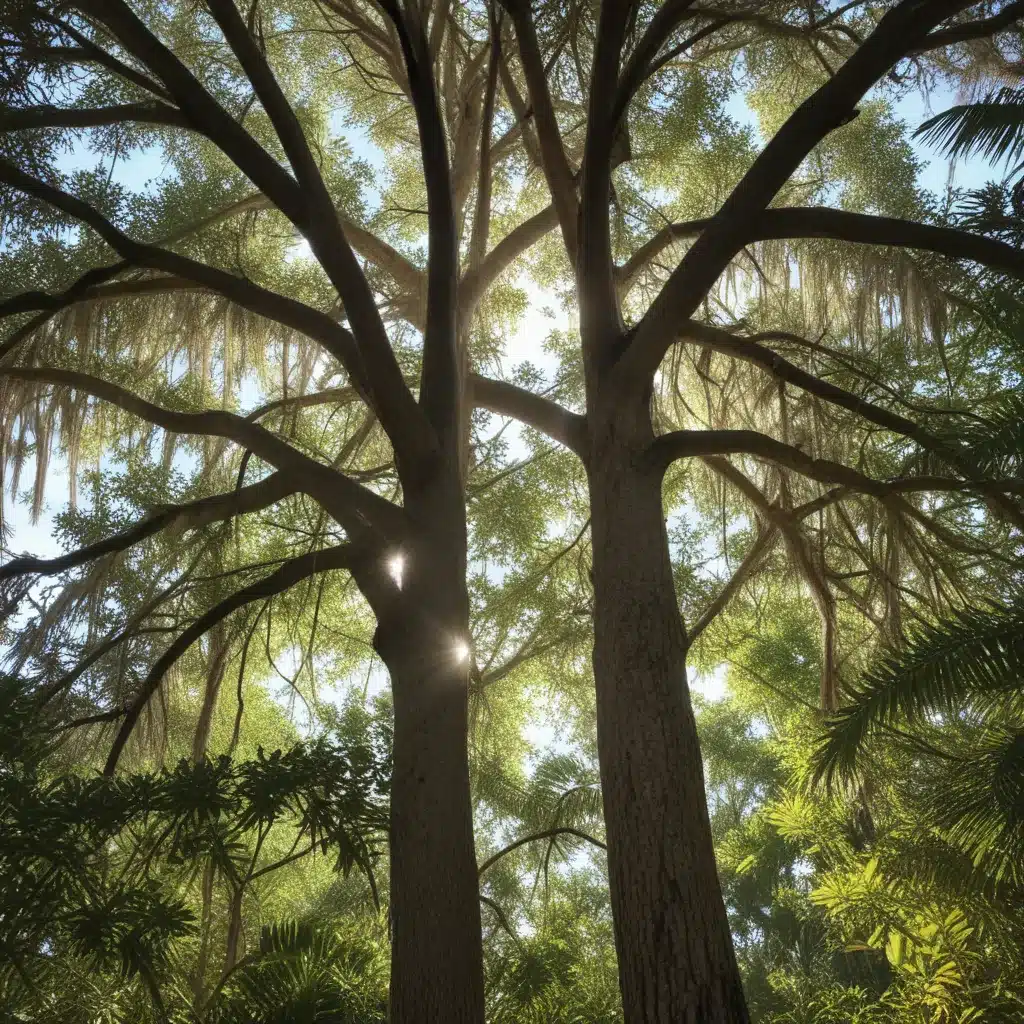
702;456;840;708
620;206;1024;301
379;2;460;439
0;366;402;533
462;205;560;315
103;543;362;774
623;0;978;380
649;428;1024;500
76;0;307;221
74;0;431;466
0;102;188;132
913;0;1024;51
477;827;606;877
498;0;579;259
469;374;587;458
686;527;778;648
467;8;502;276
614;0;700;127
0;159;369;388
0;472;297;583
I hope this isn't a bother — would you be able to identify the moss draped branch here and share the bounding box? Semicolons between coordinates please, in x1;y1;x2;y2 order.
0;366;402;535
103;542;362;775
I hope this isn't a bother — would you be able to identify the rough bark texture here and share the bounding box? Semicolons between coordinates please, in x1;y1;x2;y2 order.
587;401;749;1024
373;473;485;1024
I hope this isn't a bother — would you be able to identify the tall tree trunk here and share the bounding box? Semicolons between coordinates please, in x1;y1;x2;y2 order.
373;474;485;1024
587;404;749;1024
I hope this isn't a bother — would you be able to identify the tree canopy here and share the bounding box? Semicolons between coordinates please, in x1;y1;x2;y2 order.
2;0;1024;1021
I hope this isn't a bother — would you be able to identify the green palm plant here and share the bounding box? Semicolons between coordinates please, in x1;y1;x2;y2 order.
915;87;1024;174
812;594;1024;881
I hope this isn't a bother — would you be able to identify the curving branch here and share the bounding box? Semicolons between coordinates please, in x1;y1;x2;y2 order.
649;428;1024;501
75;0;305;220
462;204;559;315
619;205;1024;300
379;1;460;439
0;160;371;387
685;476;849;648
0;472;298;584
498;0;579;259
622;0;979;381
74;0;431;468
614;0;700;128
914;0;1024;51
477;826;606;877
103;542;361;775
701;455;842;707
686;527;778;648
33;30;172;101
0;101;188;132
751;206;1024;278
677;320;1024;530
469;373;587;458
0;366;401;534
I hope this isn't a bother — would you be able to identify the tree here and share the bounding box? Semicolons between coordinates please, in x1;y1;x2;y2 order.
4;2;1024;1022
483;2;1024;1020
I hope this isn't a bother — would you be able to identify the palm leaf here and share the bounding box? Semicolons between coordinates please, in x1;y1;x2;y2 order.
813;597;1024;786
923;729;1024;882
915;88;1024;167
959;392;1024;476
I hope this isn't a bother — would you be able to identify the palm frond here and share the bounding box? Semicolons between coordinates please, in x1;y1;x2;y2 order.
923;729;1024;883
958;392;1024;476
915;88;1024;167
813;597;1024;786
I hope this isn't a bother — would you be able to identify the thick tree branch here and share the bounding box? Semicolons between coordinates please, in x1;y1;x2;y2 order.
0;101;188;132
0;472;298;584
0;366;401;533
753;206;1024;278
68;1;426;466
579;3;633;356
0;161;377;393
615;0;699;126
469;374;587;458
649;428;1024;500
34;27;171;101
468;10;503;276
499;0;579;259
77;0;307;221
620;205;1024;359
103;542;361;775
682;320;934;444
914;0;1024;51
201;0;432;468
380;2;460;441
623;0;976;381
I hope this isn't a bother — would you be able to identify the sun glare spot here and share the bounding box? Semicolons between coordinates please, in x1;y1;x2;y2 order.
454;639;471;664
387;552;404;588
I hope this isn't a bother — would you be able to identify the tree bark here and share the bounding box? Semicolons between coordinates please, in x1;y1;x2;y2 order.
587;401;749;1024
373;473;485;1024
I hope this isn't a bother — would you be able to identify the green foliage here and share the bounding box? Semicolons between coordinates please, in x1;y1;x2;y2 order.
814;596;1024;786
0;686;389;1021
916;89;1024;172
